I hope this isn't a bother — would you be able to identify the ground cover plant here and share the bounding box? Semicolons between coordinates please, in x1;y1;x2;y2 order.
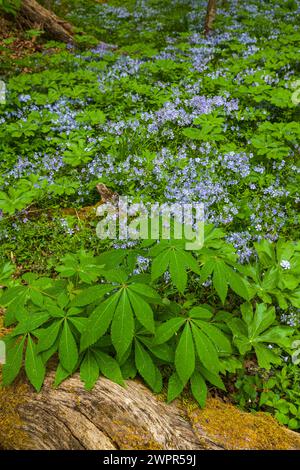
0;0;300;431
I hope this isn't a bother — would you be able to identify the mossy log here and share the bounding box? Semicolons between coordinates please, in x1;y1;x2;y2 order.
1;372;300;450
17;0;75;43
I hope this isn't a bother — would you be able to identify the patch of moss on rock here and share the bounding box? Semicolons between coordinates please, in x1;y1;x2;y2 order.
187;397;300;450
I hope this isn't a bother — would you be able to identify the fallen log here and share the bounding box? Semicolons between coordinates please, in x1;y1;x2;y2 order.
17;0;75;43
0;371;300;450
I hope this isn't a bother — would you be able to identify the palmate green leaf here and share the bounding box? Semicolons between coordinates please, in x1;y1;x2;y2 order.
59;320;78;372
139;337;174;362
111;290;134;358
167;371;185;403
80;291;121;351
25;336;45;392
190;370;207;408
69;284;113;307
194;320;232;354
128;283;161;302
248;303;276;339
254;344;282;370
2;336;26;386
36;320;62;353
191;323;220;373
153;317;185;345
213;261;228;305
151;249;170;281
169;249;187;293
225;265;250;301
10;312;50;337
53;362;71;388
128;289;155;333
175;323;195;385
135;339;162;392
189;306;212;320
199;366;226;391
80;350;99;390
94;350;124;386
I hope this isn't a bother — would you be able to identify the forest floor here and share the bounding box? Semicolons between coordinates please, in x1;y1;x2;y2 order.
0;0;300;433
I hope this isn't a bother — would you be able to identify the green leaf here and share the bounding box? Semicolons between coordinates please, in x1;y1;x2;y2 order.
25;336;45;392
192;323;220;373
248;304;276;339
190;370;207;407
153;317;185;345
80;292;121;351
213;262;228;304
59;320;78;372
254;344;282;370
80;350;99;390
2;336;26;386
167;371;185;402
151;250;170;281
128;289;155;333
199;366;225;390
135;339;160;391
175;323;195;384
169;250;187;293
111;290;134;357
94;350;124;386
195;321;232;354
189;306;212;320
226;266;249;300
240;302;253;327
70;285;112;307
37;320;62;353
53;363;71;388
129;283;161;302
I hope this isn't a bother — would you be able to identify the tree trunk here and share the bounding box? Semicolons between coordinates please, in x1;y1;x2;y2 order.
17;0;75;43
1;371;300;450
204;0;217;36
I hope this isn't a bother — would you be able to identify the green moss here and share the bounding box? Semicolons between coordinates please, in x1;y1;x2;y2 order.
111;420;165;450
187;397;300;450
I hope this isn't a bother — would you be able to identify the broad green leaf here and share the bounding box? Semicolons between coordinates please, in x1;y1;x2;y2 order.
189;306;212;320
25;336;45;392
80;350;99;390
80;292;121;351
129;283;161;302
194;321;232;354
226;266;249;300
153;317;185;345
70;285;112;307
240;302;253;327
199;366;225;390
169;250;187;293
135;339;158;391
192;324;220;373
175;323;195;384
213;262;228;304
111;290;134;357
2;336;26;386
37;320;62;353
248;304;276;339
59;320;78;372
151;250;170;281
94;350;124;386
53;363;71;388
167;371;185;402
254;344;282;370
128;290;155;333
190;370;207;407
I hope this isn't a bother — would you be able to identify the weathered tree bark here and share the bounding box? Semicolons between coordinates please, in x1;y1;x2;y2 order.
17;0;75;43
1;371;300;450
204;0;217;36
